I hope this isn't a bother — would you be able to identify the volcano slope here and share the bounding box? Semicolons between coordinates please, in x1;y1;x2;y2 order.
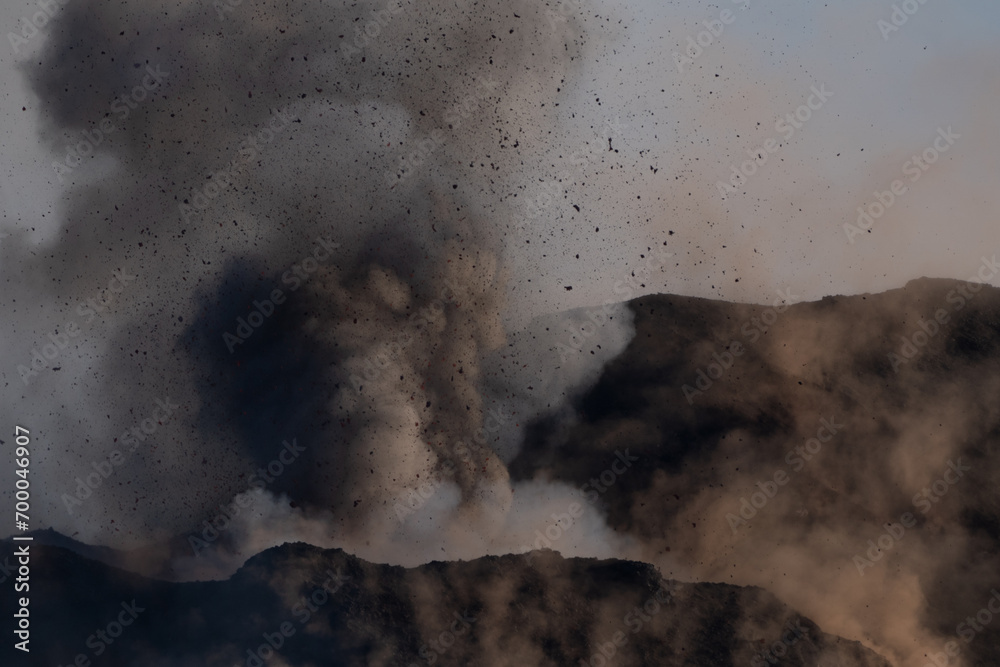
511;277;1000;667
1;541;890;667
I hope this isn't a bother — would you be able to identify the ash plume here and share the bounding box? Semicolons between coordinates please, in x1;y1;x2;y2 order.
1;0;642;579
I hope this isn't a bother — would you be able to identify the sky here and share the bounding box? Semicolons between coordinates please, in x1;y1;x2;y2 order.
2;0;999;316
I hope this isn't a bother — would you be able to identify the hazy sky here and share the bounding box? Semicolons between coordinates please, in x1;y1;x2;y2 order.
2;0;999;317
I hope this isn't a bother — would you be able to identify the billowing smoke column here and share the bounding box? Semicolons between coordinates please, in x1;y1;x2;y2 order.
1;0;645;578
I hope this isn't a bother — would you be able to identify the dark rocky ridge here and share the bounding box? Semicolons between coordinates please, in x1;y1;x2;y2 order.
0;541;890;667
511;277;1000;666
